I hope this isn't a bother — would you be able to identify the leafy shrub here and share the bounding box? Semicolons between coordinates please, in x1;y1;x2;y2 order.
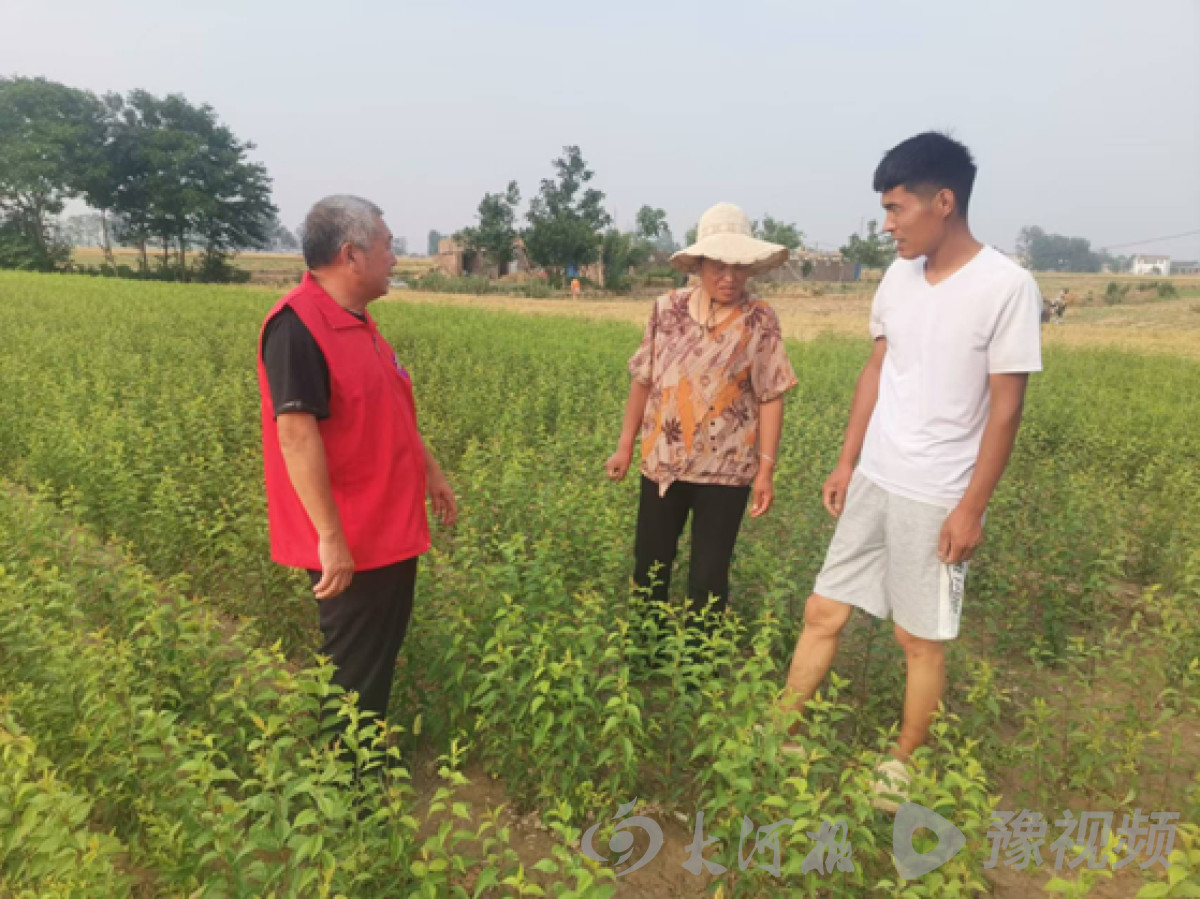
1105;281;1130;304
0;709;133;898
0;487;617;898
411;271;493;295
519;277;554;298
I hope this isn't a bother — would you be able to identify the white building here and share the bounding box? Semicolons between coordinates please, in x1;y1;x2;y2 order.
1131;254;1171;276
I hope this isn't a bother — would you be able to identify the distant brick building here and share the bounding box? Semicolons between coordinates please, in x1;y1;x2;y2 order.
436;236;534;278
436;236;605;285
760;249;859;283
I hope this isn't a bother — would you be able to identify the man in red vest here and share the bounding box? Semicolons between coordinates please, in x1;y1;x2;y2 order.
257;195;456;738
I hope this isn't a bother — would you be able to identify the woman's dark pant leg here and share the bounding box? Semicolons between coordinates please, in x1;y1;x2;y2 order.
633;476;692;602
632;476;692;638
685;482;751;634
309;558;418;734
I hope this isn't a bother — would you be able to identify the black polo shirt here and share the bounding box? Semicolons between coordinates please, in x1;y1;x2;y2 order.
261;306;366;420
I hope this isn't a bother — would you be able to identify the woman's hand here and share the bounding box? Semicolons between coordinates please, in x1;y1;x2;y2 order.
749;467;775;517
606;443;634;481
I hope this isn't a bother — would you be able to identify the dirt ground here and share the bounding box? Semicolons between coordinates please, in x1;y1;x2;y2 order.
412;765;716;898
411;758;1150;898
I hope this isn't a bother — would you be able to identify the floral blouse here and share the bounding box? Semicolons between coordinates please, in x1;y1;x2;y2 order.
628;288;798;495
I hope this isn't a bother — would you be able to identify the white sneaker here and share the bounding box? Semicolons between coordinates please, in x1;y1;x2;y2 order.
870;757;910;813
780;738;809;759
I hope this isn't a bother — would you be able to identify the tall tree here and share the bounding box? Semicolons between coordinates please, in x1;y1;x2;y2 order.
0;77;107;270
1097;251;1129;273
840;220;895;268
105;91;158;269
106;90;274;277
600;229;654;293
75;92;128;268
754;214;804;251
636;206;676;252
524;146;610;281
186;103;276;277
1016;226;1101;272
0;77;276;280
266;217;299;252
58;213;105;247
458;180;521;274
635;205;668;241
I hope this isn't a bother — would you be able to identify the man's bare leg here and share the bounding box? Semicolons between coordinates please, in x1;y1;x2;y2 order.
779;593;853;734
891;623;946;761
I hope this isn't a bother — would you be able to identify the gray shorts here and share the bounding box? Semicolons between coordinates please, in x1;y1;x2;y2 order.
813;471;972;641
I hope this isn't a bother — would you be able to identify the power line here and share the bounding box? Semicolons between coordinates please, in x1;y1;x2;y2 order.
1098;229;1200;251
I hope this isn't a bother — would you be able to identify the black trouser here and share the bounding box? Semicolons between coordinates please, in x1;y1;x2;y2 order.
307;558;417;734
632;476;750;641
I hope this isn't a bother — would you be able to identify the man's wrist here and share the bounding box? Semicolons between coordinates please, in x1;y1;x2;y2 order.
957;495;988;516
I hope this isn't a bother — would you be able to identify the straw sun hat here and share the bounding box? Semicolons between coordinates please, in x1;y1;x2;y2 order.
670;202;790;275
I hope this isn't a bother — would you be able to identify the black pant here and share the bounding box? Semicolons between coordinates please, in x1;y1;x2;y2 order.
632;476;750;637
307;558;417;730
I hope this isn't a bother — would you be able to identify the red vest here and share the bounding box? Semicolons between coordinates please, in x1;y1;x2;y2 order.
257;273;430;571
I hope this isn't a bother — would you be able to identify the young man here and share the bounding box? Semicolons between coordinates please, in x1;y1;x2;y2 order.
779;133;1043;811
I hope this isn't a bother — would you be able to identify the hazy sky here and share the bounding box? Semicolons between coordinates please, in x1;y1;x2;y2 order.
4;0;1199;258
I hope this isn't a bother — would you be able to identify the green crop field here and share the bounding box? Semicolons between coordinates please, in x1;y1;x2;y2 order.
0;270;1198;897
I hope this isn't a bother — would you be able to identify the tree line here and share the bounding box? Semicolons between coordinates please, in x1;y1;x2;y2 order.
447;153;1156;284
447;146;681;290
1016;226;1132;273
0;77;277;281
441;146;849;291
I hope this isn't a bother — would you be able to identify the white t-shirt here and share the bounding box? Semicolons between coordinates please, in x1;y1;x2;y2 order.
858;246;1043;507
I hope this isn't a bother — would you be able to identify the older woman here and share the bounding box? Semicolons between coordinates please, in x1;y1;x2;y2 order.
606;202;798;652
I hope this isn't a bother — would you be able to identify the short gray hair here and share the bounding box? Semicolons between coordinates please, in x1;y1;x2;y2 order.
302;195;384;269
